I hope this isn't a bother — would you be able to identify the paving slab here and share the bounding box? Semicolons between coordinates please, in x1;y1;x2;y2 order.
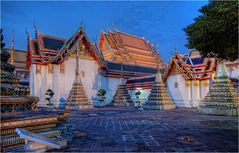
53;107;238;152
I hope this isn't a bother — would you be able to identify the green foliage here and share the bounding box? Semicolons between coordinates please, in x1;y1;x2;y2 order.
135;90;141;99
184;1;238;61
97;89;106;101
46;89;54;97
0;28;5;50
97;89;106;97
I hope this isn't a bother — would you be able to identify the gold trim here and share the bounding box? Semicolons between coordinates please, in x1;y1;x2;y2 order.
185;80;191;87
202;80;209;86
193;80;199;86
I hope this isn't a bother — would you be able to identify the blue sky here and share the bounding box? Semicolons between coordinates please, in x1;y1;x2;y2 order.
1;1;208;62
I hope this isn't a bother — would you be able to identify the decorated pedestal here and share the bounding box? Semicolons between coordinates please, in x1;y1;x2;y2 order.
0;46;69;151
143;72;175;110
200;63;239;116
66;82;93;110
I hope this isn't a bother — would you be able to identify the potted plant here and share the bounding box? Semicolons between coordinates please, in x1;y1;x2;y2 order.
45;89;54;106
135;90;142;106
97;89;106;102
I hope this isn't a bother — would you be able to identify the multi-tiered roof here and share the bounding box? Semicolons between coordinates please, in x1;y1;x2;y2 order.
98;29;165;69
27;27;165;80
165;50;217;81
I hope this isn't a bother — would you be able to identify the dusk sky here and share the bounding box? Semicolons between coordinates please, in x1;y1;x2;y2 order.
1;1;208;62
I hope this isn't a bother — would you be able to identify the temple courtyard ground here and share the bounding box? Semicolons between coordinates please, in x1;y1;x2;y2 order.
56;107;238;152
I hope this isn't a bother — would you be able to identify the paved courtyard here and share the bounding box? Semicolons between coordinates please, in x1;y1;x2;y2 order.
57;107;238;152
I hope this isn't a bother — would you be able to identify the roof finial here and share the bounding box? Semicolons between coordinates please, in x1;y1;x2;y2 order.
25;28;29;36
33;22;38;39
80;20;84;30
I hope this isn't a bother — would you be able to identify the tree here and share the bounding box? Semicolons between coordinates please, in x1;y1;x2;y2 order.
0;28;5;50
45;89;55;106
135;91;142;99
97;89;106;102
184;1;238;61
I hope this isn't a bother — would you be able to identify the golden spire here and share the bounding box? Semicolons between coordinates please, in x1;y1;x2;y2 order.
10;31;14;64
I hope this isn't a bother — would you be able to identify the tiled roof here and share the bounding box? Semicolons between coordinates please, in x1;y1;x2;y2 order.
99;29;165;69
26;31;66;67
42;37;65;51
164;51;217;81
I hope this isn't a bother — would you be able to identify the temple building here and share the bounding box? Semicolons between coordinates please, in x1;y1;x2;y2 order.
27;26;165;107
164;50;238;108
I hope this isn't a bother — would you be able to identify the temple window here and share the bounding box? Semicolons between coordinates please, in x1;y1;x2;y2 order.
60;64;65;73
36;65;41;74
48;64;53;73
174;82;178;88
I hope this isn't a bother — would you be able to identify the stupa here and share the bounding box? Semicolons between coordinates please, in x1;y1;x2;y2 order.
200;63;239;115
111;63;133;107
0;31;69;151
66;46;93;110
143;58;175;110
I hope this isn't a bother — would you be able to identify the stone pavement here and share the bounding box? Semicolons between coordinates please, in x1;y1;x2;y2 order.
56;107;238;152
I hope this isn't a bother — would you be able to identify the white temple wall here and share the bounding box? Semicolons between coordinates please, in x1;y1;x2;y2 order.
52;65;60;107
106;77;121;100
166;74;191;107
191;81;201;107
29;65;35;96
200;81;209;100
40;66;48;106
166;74;211;108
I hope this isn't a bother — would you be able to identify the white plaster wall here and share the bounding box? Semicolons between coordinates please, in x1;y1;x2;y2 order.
30;65;36;96
59;57;100;103
106;77;121;100
52;65;60;107
191;82;200;107
200;81;209;104
30;64;47;107
166;74;191;107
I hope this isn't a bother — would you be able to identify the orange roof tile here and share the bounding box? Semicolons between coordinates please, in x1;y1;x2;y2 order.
99;29;165;69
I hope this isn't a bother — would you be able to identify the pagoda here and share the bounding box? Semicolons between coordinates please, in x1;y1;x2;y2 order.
0;30;69;151
200;63;239;115
143;57;176;110
66;46;93;110
111;63;133;107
